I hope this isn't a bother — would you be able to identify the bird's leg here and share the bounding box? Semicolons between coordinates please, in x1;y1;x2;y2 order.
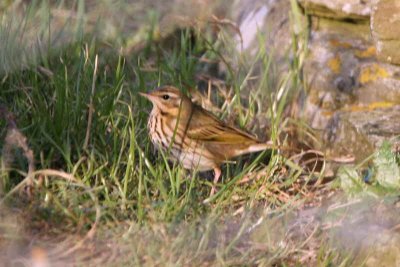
210;167;221;196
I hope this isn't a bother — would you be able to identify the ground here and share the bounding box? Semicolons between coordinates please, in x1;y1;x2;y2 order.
1;1;400;266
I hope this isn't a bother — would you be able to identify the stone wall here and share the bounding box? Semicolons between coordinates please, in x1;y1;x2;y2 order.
299;0;400;159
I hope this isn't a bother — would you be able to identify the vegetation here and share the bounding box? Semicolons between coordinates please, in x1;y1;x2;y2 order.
1;1;400;266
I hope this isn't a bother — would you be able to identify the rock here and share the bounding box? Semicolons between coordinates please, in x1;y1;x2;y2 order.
222;0;296;72
323;106;400;161
301;4;400;158
298;0;375;21
2;0;226;74
310;17;371;40
229;0;295;64
364;229;400;267
371;0;400;64
323;114;374;161
344;106;400;147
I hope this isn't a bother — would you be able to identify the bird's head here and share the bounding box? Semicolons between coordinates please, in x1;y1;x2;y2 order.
139;86;192;116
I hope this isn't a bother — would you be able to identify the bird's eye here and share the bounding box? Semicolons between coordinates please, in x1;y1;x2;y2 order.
162;95;170;100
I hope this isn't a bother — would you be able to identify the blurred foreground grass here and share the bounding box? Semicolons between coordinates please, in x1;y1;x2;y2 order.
1;1;400;266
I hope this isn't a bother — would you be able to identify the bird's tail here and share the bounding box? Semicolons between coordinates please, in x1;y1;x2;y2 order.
234;141;278;156
247;141;276;153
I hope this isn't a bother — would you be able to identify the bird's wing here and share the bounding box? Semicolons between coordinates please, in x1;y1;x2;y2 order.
186;105;259;144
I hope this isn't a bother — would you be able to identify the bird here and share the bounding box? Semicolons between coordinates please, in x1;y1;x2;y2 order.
140;85;273;196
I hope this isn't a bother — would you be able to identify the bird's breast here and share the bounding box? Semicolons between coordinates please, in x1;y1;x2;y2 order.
147;111;217;171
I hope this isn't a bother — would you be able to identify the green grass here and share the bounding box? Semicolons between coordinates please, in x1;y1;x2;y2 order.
0;19;286;221
1;1;400;266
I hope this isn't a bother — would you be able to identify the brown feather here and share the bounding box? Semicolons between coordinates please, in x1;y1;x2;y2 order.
141;85;270;171
187;105;260;144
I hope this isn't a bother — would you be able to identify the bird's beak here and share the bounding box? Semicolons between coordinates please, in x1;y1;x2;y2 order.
139;92;155;102
139;92;149;98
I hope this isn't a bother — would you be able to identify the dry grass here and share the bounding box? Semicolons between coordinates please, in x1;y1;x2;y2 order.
1;1;400;266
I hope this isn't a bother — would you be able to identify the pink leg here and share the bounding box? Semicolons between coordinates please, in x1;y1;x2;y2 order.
210;167;221;196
